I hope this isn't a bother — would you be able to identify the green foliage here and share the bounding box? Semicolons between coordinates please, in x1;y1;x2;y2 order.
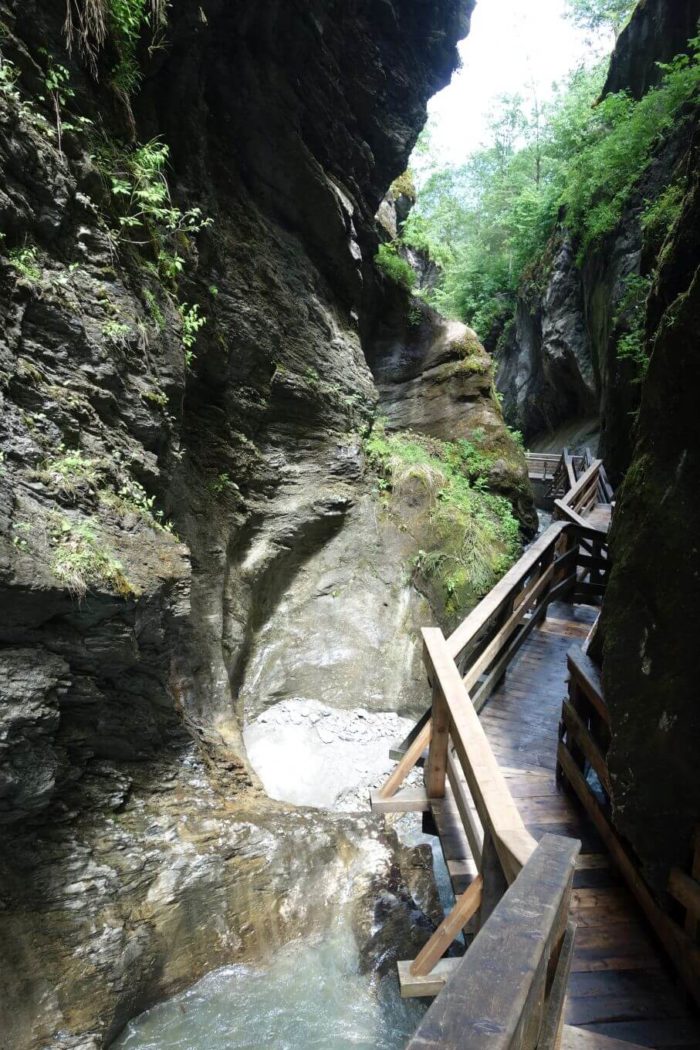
49;516;135;598
64;0;168;96
390;170;417;201
143;288;165;329
38;447;101;495
103;319;131;345
561;43;700;256
404;37;699;339
0;53;20;101
364;424;520;620
375;242;416;291
641;181;685;248
108;138;211;252
141;387;168;407
563;0;635;36
7;246;41;283
102;476;174;533
614;273;652;378
208;471;239;497
178;302;206;366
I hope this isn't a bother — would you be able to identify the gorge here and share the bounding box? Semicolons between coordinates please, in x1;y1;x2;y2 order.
0;0;699;1047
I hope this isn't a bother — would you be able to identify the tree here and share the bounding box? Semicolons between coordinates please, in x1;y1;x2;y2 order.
564;0;637;39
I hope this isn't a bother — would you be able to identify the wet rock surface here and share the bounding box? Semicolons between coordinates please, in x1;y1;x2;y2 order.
244;699;419;810
0;0;478;1044
600;154;700;896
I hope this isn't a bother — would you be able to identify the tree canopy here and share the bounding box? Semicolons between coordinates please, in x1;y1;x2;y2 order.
399;38;699;342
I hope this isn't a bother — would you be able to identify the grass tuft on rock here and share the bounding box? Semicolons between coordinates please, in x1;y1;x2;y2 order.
49;517;137;599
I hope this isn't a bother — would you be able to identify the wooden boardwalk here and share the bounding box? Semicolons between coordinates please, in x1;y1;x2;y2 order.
373;453;699;1049
476;603;700;1049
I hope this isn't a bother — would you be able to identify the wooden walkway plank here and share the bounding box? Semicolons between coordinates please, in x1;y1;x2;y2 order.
476;607;700;1048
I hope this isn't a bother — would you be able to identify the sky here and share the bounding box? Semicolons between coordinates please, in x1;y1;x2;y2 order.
420;0;611;168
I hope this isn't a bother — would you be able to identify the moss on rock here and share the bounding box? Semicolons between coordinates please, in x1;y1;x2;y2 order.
364;423;521;629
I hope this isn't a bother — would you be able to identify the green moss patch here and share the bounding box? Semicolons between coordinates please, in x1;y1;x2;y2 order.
364;424;521;626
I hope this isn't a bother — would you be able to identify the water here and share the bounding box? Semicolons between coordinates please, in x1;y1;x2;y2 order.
113;918;426;1050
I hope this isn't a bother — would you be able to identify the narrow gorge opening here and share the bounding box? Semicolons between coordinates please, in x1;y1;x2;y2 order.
1;1;699;1048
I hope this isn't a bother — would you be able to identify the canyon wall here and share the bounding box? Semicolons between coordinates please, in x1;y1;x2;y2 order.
600;132;700;896
0;1;536;1046
495;0;700;481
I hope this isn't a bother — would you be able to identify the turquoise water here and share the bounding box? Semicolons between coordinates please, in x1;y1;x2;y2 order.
113;919;427;1050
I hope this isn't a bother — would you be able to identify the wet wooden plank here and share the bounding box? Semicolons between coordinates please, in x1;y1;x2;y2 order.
560;1025;648;1049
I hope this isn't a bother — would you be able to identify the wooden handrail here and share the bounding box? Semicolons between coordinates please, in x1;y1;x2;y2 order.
422;627;537;882
406;835;580;1050
446;521;570;662
371;448;614;1009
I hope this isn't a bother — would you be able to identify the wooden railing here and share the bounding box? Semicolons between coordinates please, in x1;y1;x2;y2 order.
368;452;619;1044
525;449;586;503
558;648;700;1007
553;457;612;530
525;451;563;481
370;521;594;1039
406;835;578;1050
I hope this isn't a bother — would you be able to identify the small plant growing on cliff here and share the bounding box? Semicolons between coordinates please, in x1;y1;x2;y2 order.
38;447;101;496
7;246;41;284
50;516;135;599
614;273;652;379
0;52;20;102
101;475;174;533
375;242;416;291
641;182;685;250
103;319;132;346
109;139;211;248
64;0;168;95
179;302;206;367
41;57;74;155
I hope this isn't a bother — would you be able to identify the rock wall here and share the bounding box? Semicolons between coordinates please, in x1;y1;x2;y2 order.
0;0;488;1044
495;0;700;481
600;144;700;895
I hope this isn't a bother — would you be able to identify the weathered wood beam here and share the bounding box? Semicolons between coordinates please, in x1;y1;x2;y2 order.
561;699;612;796
409;875;484;977
397;957;460;999
406;834;580;1050
422;627;537;882
557;742;700;1007
376;720;431;800
370;786;429;814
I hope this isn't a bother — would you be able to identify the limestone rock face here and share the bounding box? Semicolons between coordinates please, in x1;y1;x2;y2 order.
0;648;69;823
0;0;479;1043
600;158;700;895
495;1;699;480
603;0;700;99
496;239;597;443
366;287;537;534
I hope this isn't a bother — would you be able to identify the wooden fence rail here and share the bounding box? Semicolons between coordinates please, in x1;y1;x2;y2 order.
370;450;615;1045
557;648;700;1007
406;835;579;1050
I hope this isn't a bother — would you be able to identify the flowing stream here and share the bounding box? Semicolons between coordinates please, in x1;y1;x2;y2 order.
114;914;426;1050
110;699;456;1049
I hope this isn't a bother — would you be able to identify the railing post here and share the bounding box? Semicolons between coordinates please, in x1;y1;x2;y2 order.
425;675;450;798
477;830;508;929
